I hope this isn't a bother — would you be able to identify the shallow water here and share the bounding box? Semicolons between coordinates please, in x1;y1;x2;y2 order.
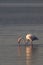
0;25;43;65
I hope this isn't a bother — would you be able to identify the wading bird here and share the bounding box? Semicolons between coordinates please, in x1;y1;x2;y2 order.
17;33;38;45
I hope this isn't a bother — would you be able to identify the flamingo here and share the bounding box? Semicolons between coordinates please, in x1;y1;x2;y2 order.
17;33;38;45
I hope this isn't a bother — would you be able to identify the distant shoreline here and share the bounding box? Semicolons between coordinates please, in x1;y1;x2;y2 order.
0;24;43;27
0;3;43;7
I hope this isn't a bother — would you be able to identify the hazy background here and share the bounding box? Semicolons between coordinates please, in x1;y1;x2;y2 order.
0;0;43;3
0;1;43;65
0;0;43;25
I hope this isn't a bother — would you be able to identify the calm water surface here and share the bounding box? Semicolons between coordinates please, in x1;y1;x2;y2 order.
0;25;43;65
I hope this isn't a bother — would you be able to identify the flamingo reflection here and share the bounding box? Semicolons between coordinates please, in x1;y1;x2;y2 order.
17;44;38;65
25;45;33;65
18;45;33;65
18;45;22;56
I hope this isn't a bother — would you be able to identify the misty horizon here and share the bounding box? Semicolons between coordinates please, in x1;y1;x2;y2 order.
0;1;43;25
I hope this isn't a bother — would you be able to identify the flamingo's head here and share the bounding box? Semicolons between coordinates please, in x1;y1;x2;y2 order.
26;33;32;40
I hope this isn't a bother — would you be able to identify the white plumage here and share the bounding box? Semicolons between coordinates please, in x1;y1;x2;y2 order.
26;34;32;41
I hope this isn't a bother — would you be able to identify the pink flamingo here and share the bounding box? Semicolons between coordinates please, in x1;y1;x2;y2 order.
17;33;38;45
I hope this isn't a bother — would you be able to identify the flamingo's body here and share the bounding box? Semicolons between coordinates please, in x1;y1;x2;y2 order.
18;33;38;45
